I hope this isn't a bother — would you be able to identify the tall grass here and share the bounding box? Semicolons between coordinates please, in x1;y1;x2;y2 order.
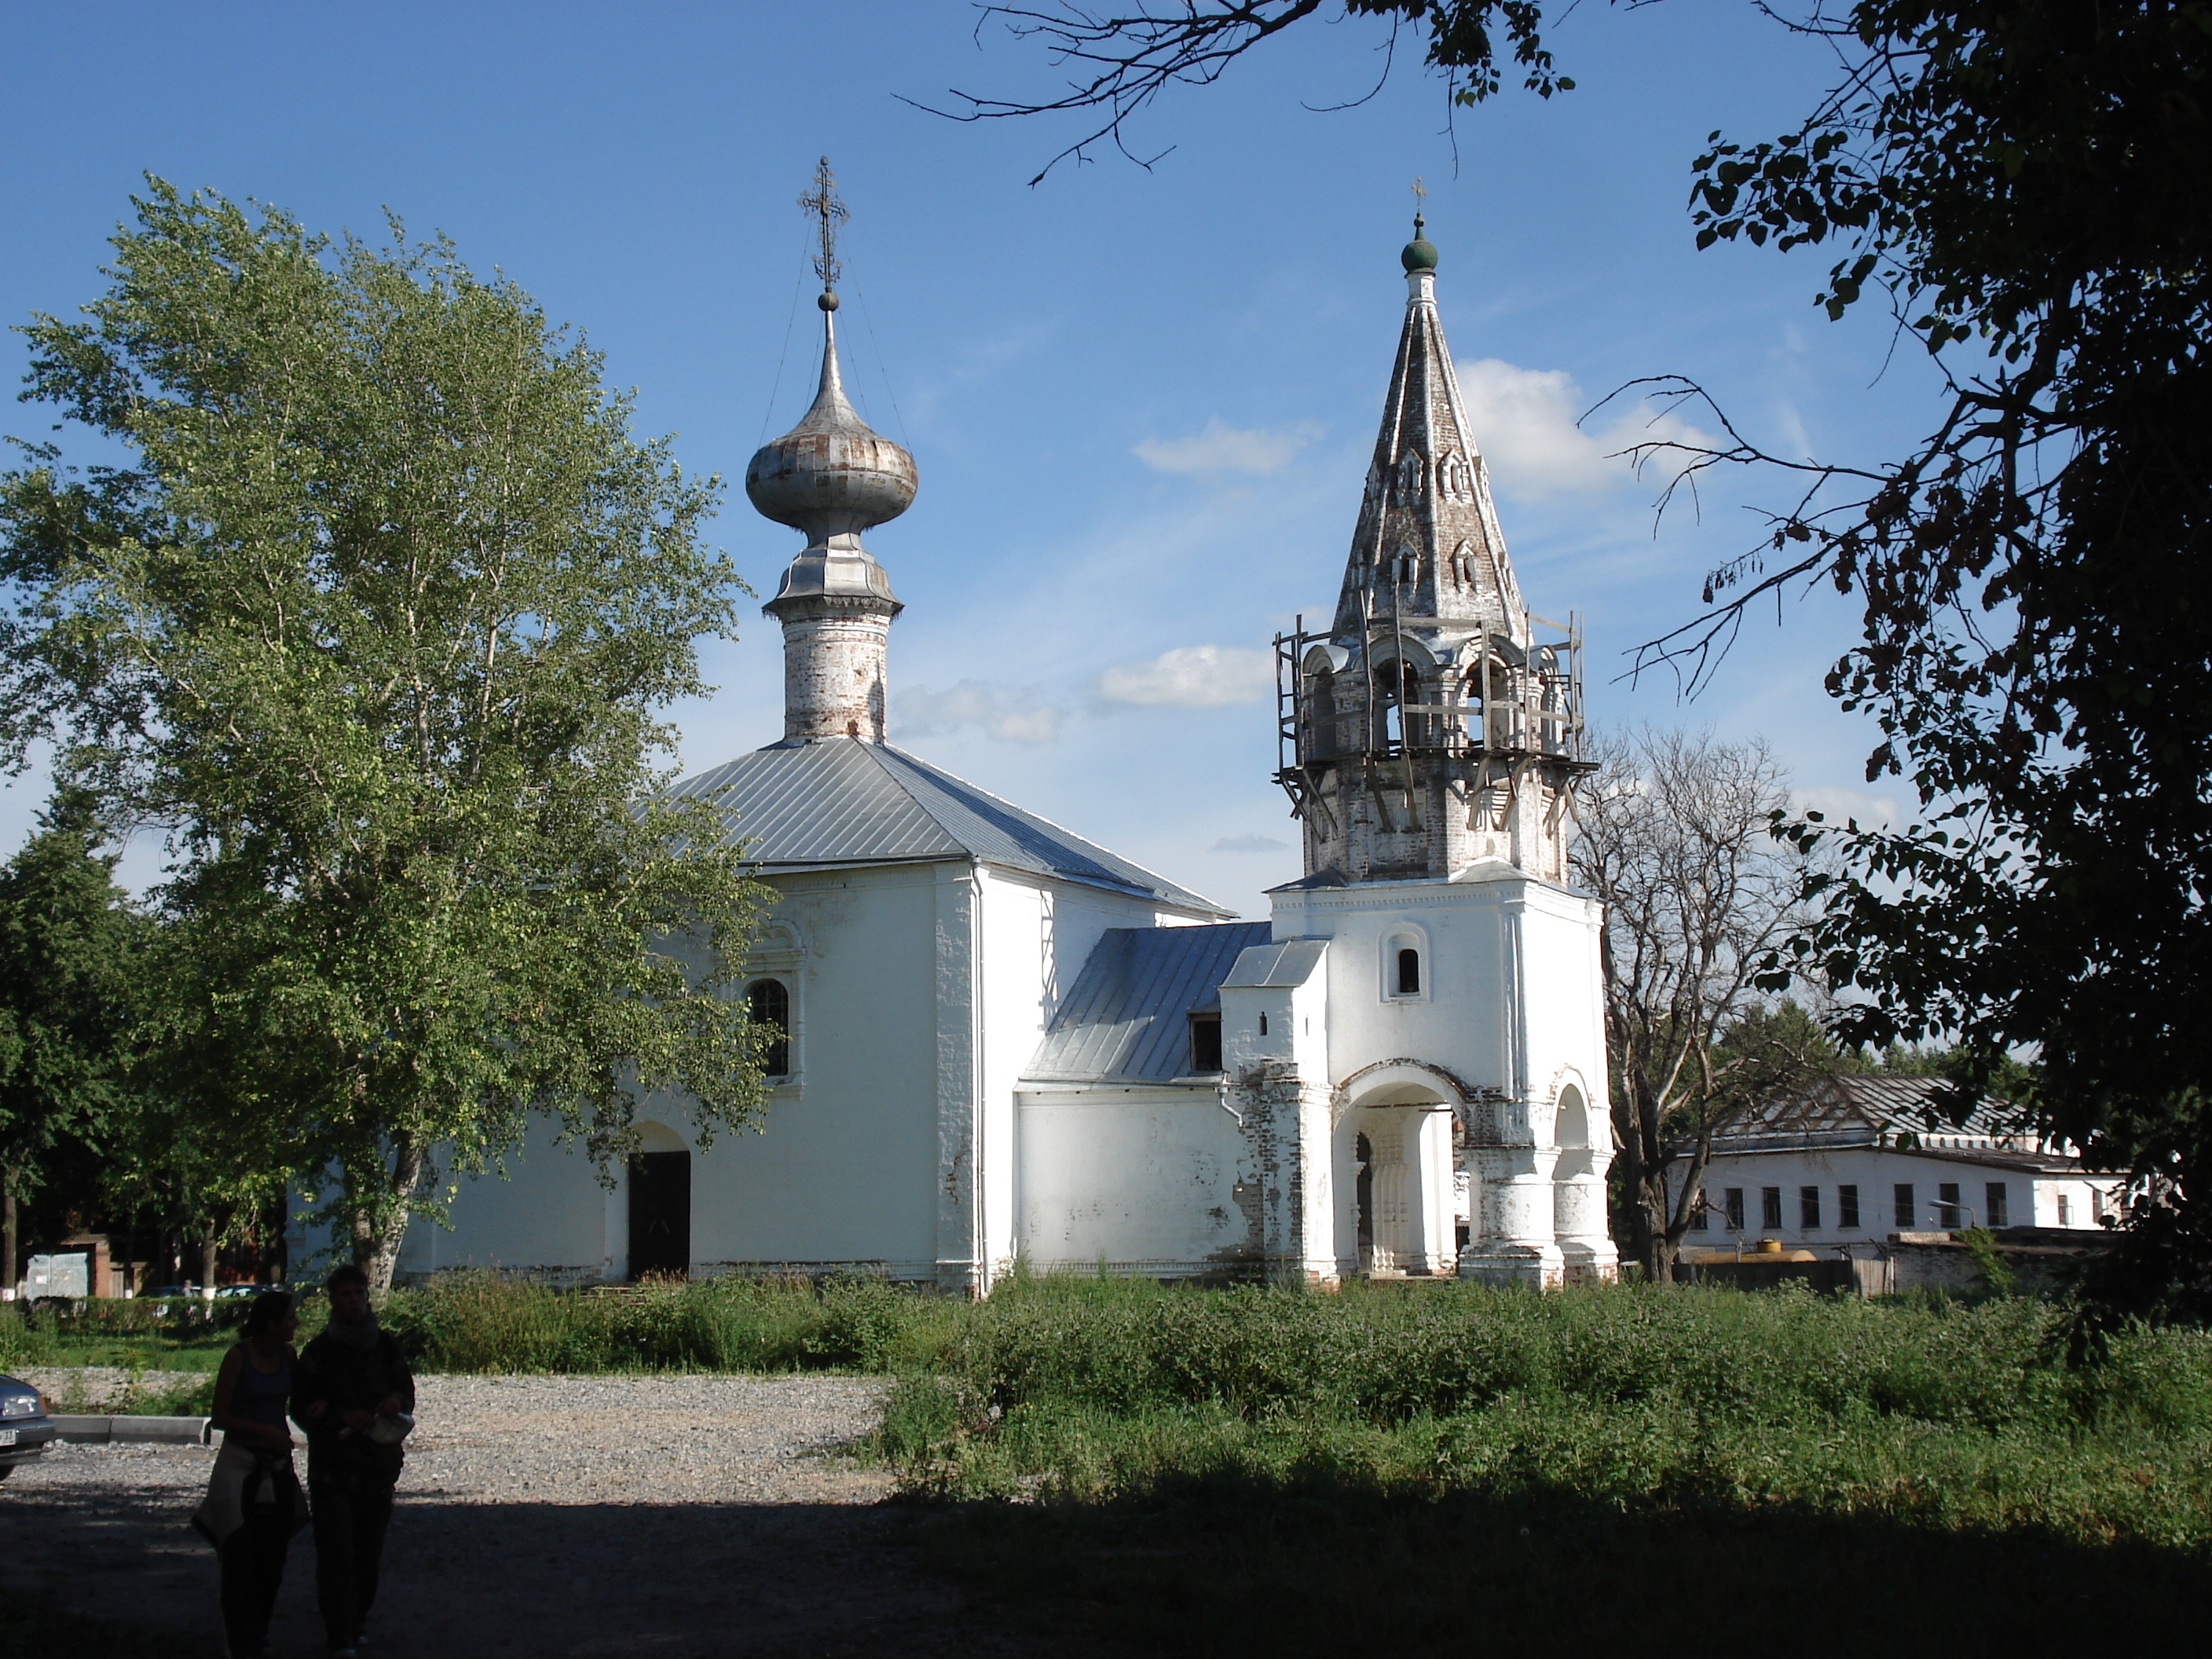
871;1276;2212;1551
378;1270;960;1375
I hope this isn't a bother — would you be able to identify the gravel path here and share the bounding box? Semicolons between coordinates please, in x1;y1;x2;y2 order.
0;1372;1037;1658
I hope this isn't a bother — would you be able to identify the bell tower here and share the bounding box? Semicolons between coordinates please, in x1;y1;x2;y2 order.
1273;216;1589;883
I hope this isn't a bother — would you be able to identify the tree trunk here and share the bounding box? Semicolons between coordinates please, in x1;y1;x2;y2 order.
198;1218;219;1300
352;1137;426;1294
2;1172;17;1296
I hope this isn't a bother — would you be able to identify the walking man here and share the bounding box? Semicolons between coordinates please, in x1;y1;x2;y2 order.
294;1264;415;1658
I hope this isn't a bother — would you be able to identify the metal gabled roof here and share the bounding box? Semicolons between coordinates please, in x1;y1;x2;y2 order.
664;738;1227;914
1712;1075;2038;1154
1023;921;1271;1084
1222;938;1328;989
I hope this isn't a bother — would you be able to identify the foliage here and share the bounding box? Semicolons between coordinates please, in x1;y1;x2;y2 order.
1572;728;1832;1278
0;181;778;1288
373;1270;961;1375
0;789;145;1227
931;2;1569;183
873;1276;2212;1555
1625;2;2212;1318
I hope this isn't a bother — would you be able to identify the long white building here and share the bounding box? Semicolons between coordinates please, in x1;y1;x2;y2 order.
393;213;1615;1291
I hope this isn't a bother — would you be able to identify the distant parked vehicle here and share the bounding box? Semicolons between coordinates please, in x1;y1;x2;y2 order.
0;1374;57;1481
213;1284;278;1300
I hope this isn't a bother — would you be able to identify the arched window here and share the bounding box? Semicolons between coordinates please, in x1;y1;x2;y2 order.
1467;657;1517;752
1382;927;1428;1001
1304;665;1339;760
1375;660;1422;748
746;978;790;1077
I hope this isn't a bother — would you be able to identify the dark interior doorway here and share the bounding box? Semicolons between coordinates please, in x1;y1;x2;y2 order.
1354;1132;1375;1269
628;1150;691;1281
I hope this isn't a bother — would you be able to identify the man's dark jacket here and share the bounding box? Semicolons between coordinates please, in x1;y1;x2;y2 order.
291;1324;416;1489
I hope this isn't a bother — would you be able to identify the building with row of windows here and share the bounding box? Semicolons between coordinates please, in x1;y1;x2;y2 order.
1674;1076;2119;1257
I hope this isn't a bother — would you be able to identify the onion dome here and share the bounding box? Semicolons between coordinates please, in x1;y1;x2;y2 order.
1401;213;1438;273
745;302;917;545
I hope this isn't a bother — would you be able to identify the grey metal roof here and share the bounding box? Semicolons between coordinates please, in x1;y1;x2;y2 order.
1024;922;1270;1084
1222;938;1328;989
1710;1075;2039;1155
665;739;1227;914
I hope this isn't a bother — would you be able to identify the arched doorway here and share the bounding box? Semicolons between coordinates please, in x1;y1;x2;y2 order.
628;1121;691;1281
1337;1064;1459;1277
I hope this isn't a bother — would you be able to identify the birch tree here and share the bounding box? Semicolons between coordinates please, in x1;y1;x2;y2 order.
1571;728;1829;1280
0;182;775;1289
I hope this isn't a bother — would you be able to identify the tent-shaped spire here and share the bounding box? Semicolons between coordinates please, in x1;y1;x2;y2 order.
1331;218;1525;642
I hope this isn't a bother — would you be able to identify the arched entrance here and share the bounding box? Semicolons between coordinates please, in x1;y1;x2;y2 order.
627;1121;691;1281
1337;1063;1459;1277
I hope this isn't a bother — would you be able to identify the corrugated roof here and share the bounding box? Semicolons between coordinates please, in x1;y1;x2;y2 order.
665;739;1226;914
1713;1075;2038;1152
1222;938;1328;989
1024;921;1271;1083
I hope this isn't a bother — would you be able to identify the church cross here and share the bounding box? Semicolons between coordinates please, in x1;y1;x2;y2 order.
1411;176;1426;220
800;156;849;294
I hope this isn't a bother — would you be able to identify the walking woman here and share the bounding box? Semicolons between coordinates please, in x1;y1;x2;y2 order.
194;1289;307;1659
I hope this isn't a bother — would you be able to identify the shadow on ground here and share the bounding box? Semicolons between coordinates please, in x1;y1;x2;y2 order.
5;1473;2207;1658
896;1473;2212;1658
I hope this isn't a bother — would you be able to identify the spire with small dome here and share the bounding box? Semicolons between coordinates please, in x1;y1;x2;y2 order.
1275;211;1588;888
745;159;916;744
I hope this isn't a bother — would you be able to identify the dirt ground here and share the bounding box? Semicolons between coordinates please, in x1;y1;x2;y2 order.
0;1374;1053;1659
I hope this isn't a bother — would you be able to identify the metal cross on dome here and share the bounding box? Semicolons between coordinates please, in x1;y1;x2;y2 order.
800;157;848;295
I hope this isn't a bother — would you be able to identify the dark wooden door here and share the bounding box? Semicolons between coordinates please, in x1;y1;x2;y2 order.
628;1151;691;1281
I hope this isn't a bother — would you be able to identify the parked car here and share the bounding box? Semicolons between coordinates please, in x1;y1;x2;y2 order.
0;1374;57;1481
214;1284;279;1300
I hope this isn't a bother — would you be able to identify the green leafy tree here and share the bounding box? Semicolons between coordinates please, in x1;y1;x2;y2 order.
0;182;776;1289
0;789;144;1291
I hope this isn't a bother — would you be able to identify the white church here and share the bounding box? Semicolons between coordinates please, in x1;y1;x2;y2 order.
395;211;1616;1292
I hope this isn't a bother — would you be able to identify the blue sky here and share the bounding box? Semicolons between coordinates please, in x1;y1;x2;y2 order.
0;1;1938;917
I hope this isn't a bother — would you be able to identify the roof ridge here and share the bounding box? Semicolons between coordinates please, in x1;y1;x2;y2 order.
877;743;1231;915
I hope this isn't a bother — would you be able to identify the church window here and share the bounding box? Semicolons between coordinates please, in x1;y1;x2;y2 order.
1895;1183;1916;1228
1986;1183;2009;1228
746;978;790;1077
1382;927;1428;1001
1188;1013;1223;1074
1724;1188;1745;1230
1839;1185;1860;1229
2056;1192;2071;1225
1800;1186;1821;1230
1468;657;1517;751
1258;1011;1269;1037
1936;1182;1962;1228
1761;1187;1783;1230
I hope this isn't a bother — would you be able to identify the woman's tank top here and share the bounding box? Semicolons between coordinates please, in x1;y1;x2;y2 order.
231;1344;293;1433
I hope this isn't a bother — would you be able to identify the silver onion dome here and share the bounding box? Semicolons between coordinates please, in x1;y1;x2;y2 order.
745;301;917;546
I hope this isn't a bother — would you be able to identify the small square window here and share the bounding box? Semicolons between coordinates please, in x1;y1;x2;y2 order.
1838;1185;1860;1229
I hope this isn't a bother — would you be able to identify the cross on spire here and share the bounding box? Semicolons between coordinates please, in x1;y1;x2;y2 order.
1411;175;1426;232
800;156;848;294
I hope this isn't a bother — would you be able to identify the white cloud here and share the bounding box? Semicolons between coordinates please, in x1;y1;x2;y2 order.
1793;785;1903;830
1095;644;1275;709
1211;833;1289;853
895;680;1067;745
1133;417;1318;478
1455;358;1716;500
